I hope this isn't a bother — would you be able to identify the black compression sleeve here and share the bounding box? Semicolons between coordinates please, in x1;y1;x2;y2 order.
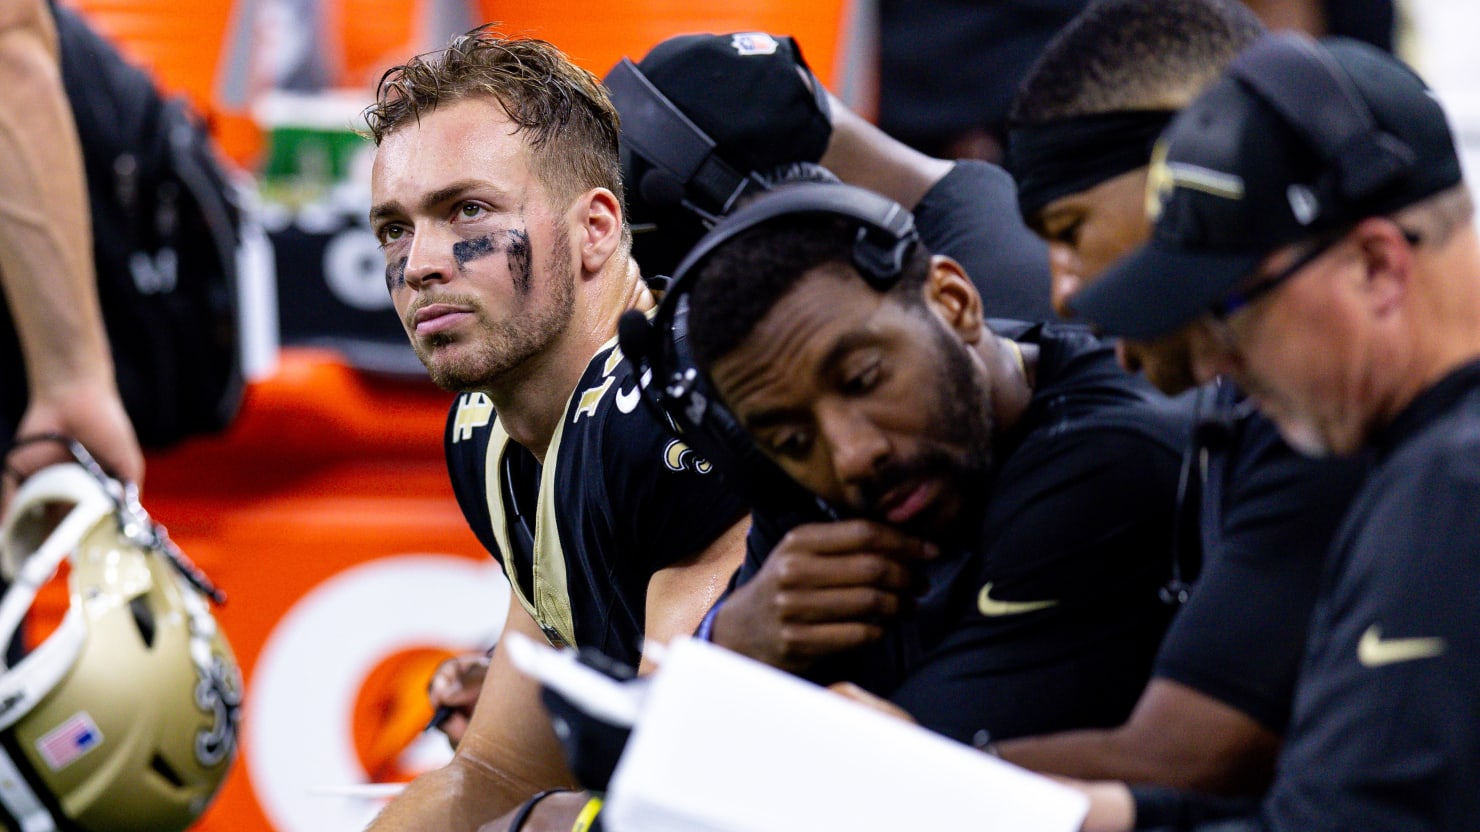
1130;785;1261;830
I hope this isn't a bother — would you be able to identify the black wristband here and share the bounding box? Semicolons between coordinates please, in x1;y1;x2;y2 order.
1129;784;1260;830
508;788;573;832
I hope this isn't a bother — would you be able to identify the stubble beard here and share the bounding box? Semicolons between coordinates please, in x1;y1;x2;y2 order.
416;224;576;393
1273;414;1332;458
927;324;997;539
857;320;996;544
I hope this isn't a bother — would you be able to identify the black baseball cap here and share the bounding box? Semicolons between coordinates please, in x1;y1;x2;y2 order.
630;32;831;175
608;32;833;277
1071;33;1462;339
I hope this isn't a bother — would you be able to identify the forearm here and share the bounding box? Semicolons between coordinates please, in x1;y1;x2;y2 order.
371;686;577;831
1239;0;1326;36
476;789;595;832
374;602;579;830
998;730;1266;797
996;680;1280;795
0;1;112;394
369;756;552;832
998;727;1152;784
818;91;953;210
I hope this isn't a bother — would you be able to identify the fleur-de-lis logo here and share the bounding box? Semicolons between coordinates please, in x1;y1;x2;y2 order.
1145;138;1175;222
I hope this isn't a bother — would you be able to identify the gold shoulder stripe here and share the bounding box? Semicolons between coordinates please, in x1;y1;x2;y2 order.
574;377;615;423
601;346;625;378
534;388;578;647
452;393;495;443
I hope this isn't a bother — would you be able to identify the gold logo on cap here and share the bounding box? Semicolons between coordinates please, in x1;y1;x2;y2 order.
1144;138;1247;223
1145;139;1175;222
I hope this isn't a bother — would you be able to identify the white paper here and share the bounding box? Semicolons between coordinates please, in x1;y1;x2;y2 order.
603;638;1089;832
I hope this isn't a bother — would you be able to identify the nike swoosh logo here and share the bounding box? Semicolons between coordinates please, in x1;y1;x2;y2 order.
977;582;1058;617
1357;624;1446;668
615;385;641;414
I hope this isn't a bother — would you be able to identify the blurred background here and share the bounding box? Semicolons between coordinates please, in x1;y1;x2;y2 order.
40;1;1478;829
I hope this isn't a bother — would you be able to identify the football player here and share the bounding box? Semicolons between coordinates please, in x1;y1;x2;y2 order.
363;27;749;831
629;181;1191;754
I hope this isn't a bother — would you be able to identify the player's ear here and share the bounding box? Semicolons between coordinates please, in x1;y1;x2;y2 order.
924;255;984;344
576;187;624;273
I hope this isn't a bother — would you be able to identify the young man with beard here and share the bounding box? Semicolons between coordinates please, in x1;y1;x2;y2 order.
1070;32;1480;831
644;182;1192;748
994;0;1369;794
363;27;748;831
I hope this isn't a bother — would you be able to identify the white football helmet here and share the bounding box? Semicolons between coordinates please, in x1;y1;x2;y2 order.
0;457;241;832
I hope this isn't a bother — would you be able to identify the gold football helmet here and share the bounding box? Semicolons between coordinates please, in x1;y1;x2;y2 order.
0;454;241;832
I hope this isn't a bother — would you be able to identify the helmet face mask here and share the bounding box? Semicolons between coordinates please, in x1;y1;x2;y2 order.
0;461;241;832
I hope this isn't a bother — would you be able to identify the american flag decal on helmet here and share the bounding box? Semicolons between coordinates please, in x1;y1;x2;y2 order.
36;712;103;771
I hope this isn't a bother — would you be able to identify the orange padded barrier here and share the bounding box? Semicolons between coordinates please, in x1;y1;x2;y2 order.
57;0;858;171
59;0;264;165
475;0;850;85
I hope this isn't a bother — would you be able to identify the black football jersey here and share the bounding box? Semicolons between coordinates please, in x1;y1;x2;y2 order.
445;336;748;667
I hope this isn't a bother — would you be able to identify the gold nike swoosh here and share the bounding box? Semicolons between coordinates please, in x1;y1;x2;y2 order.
977;582;1058;617
1357;624;1446;668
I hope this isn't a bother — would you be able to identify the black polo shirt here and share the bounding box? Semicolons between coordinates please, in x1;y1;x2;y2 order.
1153;382;1370;734
1134;359;1480;831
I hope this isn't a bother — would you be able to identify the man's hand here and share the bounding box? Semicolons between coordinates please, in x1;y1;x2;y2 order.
4;379;144;516
710;519;937;672
427;651;492;748
829;681;919;724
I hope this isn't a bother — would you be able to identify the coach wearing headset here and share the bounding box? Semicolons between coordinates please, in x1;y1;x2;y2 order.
624;181;1193;746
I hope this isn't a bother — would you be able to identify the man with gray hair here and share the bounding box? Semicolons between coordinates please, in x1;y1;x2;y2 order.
1072;32;1480;831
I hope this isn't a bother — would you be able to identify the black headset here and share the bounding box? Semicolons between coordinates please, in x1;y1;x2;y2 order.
1228;32;1416;204
618;182;920;528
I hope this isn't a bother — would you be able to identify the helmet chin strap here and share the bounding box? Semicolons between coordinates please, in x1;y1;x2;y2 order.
0;747;56;832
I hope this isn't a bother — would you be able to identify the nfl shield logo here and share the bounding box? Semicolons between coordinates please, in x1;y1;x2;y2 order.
730;33;780;57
